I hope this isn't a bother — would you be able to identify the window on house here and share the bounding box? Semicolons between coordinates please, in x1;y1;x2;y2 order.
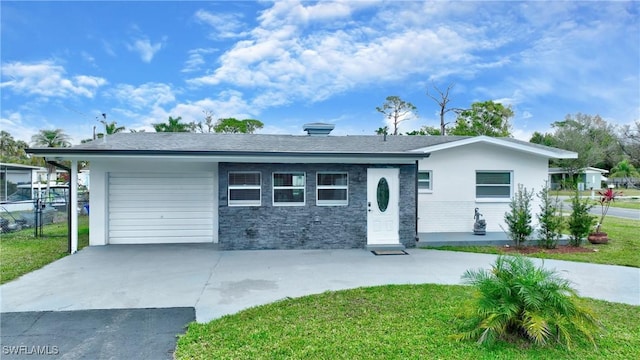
273;172;305;205
418;171;432;191
317;172;348;206
476;171;512;198
228;172;261;206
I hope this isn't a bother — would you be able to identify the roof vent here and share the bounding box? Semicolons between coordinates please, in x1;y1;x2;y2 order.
303;122;335;136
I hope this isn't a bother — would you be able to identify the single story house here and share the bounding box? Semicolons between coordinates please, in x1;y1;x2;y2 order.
548;167;608;190
27;124;577;252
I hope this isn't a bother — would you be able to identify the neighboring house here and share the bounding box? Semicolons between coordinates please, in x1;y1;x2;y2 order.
0;162;46;201
26;124;577;252
548;167;608;190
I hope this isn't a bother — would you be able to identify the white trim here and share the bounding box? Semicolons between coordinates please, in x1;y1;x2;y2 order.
316;172;348;206
410;136;578;159
228;171;261;207
70;160;78;254
272;172;306;206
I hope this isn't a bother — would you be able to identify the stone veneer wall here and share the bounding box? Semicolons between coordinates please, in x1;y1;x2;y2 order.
218;163;417;250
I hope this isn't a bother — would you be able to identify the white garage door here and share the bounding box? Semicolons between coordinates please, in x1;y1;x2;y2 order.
108;172;215;244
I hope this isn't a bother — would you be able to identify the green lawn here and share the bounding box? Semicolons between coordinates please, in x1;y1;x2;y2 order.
552;189;640;197
428;217;640;268
175;284;640;360
0;216;89;284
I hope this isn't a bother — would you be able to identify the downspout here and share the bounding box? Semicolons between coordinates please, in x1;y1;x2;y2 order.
415;160;419;244
46;160;73;254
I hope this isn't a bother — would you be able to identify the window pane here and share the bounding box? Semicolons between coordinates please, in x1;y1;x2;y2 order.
418;172;430;181
230;189;261;201
418;181;431;190
318;189;347;201
274;189;305;203
476;172;510;184
318;173;347;186
476;186;511;197
274;173;305;186
229;172;260;186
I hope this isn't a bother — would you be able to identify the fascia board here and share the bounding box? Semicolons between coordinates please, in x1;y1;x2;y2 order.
409;136;578;159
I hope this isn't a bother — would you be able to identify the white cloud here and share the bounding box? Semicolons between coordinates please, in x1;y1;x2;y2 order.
126;36;165;63
182;48;217;73
0;60;106;98
108;83;176;110
194;9;248;39
188;1;504;109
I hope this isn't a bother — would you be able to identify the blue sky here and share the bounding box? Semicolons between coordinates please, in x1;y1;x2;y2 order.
1;1;638;144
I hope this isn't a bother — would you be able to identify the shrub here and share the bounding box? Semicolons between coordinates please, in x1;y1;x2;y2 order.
567;188;595;246
536;183;564;249
456;255;600;348
504;184;534;248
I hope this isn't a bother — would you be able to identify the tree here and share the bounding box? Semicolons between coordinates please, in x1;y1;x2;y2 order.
449;100;513;137
152;116;190;132
213;118;264;134
503;184;534;248
190;110;216;133
375;126;389;135
529;131;556;147
536;182;564;249
100;120;125;135
609;159;640;188
0;131;30;164
620;121;640;168
405;126;441;136
31;128;72;204
375;96;417;135
426;83;460;135
548;114;621;177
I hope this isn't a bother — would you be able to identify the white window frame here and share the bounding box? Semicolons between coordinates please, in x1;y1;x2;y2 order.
228;171;262;206
475;171;512;201
316;172;348;206
273;172;306;206
418;170;432;192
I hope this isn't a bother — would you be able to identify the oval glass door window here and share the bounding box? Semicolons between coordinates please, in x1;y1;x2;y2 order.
376;177;390;212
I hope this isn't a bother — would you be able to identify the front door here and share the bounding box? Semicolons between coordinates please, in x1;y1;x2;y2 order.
367;168;400;245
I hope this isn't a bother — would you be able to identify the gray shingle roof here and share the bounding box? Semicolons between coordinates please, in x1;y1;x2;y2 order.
26;132;576;159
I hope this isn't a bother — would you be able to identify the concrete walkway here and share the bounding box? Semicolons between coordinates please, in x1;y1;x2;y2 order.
1;244;638;323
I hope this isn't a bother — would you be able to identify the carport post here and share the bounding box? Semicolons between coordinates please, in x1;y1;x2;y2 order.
70;160;78;253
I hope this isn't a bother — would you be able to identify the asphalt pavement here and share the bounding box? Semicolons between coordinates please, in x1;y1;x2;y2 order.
0;308;194;360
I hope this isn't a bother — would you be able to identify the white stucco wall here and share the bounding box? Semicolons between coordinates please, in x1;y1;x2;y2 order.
89;159;218;246
418;143;549;233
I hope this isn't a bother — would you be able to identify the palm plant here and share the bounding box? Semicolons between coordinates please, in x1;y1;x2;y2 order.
456;256;600;349
609;159;639;188
152;116;190;132
101;120;125;135
31;129;72;203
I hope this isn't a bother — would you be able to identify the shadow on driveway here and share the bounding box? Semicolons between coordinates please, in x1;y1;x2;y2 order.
1;307;194;360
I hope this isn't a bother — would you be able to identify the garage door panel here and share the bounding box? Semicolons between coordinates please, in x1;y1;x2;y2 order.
108;172;215;244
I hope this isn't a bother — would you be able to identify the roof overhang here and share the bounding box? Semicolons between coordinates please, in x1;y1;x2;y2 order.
26;149;430;164
409;136;578;159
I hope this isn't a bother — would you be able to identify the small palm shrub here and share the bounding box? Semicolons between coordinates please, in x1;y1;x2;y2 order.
536;183;564;249
456;255;600;348
504;184;534;248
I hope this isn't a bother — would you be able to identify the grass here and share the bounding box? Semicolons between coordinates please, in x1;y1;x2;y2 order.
551;189;640;197
0;215;89;284
428;217;640;268
175;284;640;359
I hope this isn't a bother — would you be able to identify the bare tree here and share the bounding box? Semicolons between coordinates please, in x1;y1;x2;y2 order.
426;83;460;135
375;96;417;135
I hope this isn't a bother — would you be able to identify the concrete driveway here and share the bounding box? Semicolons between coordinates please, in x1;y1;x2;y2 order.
1;244;638;323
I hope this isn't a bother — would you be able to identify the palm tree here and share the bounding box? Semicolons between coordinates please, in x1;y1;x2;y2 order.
609;159;640;188
100;120;126;135
152;116;190;132
31;129;71;203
